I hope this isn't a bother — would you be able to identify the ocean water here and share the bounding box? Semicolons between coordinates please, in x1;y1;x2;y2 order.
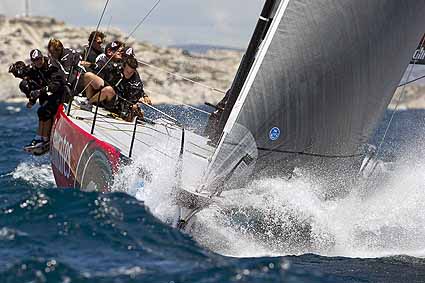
1;101;425;283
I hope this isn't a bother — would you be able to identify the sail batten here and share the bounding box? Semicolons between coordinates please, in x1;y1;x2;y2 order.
205;0;425;193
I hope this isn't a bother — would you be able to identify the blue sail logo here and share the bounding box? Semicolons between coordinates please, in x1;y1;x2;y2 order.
269;127;281;141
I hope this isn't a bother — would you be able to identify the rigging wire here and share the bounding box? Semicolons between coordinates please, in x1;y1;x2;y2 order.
103;15;113;37
80;0;163;95
84;0;110;61
375;37;425;159
140;101;178;123
109;93;179;123
125;0;162;41
398;72;425;87
105;16;113;34
143;88;211;115
137;60;226;95
76;0;215;126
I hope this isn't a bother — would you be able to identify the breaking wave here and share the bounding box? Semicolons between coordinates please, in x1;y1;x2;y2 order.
192;133;425;258
111;152;181;225
9;157;55;188
194;164;425;258
1;102;425;282
114;125;425;260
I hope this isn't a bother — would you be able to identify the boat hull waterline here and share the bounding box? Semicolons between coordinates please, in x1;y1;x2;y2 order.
50;105;122;191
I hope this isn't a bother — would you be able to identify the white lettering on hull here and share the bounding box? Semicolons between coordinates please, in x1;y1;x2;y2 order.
51;129;73;179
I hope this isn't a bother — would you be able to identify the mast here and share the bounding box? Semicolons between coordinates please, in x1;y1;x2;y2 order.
25;0;30;17
216;0;278;135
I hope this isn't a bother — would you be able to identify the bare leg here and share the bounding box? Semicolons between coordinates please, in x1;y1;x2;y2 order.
89;86;116;104
38;119;53;140
83;72;104;99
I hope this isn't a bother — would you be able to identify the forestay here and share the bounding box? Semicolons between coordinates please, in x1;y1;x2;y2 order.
203;0;425;194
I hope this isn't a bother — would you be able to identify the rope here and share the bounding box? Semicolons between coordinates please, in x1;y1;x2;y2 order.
398;73;425;87
140;101;178;123
138;59;226;94
80;0;163;95
112;94;179;123
144;88;211;115
79;112;176;159
84;0;110;61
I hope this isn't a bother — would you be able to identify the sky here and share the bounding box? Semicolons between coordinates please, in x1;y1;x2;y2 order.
0;0;265;48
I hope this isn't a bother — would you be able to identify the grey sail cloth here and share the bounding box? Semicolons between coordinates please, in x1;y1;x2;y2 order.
204;0;425;193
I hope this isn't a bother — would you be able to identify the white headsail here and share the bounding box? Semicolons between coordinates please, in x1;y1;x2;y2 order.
201;0;425;195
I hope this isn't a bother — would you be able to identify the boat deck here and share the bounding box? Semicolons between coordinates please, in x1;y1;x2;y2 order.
66;102;215;191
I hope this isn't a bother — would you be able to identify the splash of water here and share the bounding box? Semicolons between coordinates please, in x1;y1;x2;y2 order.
10;157;55;188
189;154;425;258
5;105;21;113
111;134;425;259
111;152;181;225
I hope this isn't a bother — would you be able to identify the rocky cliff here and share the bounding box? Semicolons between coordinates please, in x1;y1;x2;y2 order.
0;15;240;105
0;15;424;109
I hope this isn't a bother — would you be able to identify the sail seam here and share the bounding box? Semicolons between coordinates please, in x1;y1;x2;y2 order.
257;147;363;159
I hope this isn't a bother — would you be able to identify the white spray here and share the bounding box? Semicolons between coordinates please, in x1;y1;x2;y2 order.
115;131;425;259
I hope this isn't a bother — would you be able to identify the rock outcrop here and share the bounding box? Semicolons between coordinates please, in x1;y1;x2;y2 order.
0;15;240;105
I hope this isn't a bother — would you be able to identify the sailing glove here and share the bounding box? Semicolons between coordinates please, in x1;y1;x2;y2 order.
29;86;48;101
29;90;42;101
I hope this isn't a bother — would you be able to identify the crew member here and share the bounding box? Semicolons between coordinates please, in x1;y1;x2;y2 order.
94;40;124;72
89;56;151;121
80;31;106;69
9;60;44;108
122;46;135;59
47;38;81;89
82;40;125;101
10;49;66;154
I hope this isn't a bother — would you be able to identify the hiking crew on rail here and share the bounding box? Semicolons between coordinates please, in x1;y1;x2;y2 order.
9;49;67;154
8;31;151;155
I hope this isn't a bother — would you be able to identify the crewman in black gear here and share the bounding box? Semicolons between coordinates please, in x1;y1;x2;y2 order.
89;56;151;121
114;56;151;120
9;49;66;155
9;60;44;108
82;40;124;101
47;38;82;94
122;46;135;60
94;40;124;73
80;31;106;70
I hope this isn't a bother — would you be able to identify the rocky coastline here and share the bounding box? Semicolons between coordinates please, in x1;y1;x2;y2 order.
0;15;424;109
0;15;240;105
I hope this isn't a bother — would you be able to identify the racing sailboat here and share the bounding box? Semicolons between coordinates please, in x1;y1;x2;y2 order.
175;0;425;225
49;1;425;228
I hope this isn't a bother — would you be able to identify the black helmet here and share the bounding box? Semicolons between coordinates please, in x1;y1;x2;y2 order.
30;49;43;61
123;47;135;58
105;40;124;52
